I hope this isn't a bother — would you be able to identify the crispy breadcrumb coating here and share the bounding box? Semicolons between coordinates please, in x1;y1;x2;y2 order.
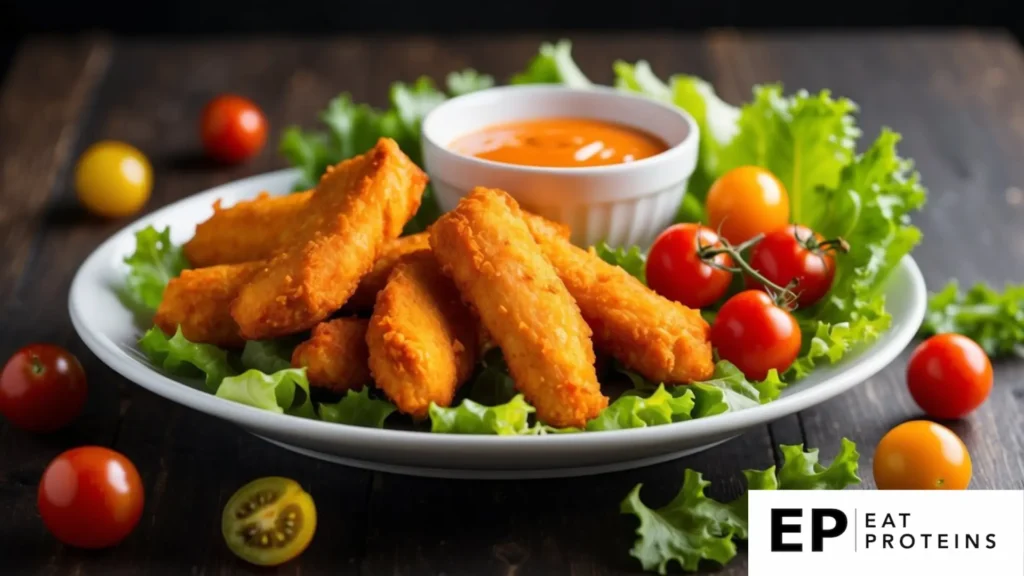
366;252;479;418
291;317;371;393
154;262;263;348
428;187;607;428
231;138;427;340
525;214;714;384
344;232;431;313
183;191;313;267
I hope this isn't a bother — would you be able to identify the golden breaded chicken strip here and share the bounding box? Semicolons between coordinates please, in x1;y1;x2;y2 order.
525;214;715;384
344;232;431;313
231;138;428;340
291;318;371;393
366;252;479;418
184;191;312;267
428;187;607;428
346;213;564;314
154;262;263;348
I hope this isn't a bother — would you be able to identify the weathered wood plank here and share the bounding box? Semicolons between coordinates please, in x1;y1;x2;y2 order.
0;37;114;576
0;38;378;574
0;38;111;304
361;430;774;576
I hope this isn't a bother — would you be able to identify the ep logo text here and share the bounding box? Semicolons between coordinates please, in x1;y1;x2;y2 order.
747;490;1024;576
770;508;848;552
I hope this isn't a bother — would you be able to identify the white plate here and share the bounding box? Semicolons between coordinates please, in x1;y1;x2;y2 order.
69;169;927;479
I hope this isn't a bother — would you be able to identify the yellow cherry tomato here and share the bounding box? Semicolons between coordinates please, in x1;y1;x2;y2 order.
706;165;790;245
873;420;972;490
222;477;316;566
74;141;152;218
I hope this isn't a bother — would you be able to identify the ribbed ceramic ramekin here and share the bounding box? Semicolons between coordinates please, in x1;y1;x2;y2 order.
421;84;699;248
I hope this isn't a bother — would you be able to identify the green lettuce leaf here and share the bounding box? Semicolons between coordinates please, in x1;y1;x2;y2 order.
122;226;189;312
279;128;331;191
690;361;784;417
787;319;863;379
613;60;671;100
215;367;315;418
390;77;447;145
622;438;861;574
319;388;397;428
814;130;925;316
321;95;400;163
919;280;1024;358
446;69;495;96
240;339;296;374
138;326;233;390
786;130;926;375
618;360;784;418
593;242;647;284
621;470;738;573
510;40;592;88
587;385;694;431
777;438;861;490
718;85;860;225
613;361;657;391
669;76;742;223
467;347;517;405
429;395;534;435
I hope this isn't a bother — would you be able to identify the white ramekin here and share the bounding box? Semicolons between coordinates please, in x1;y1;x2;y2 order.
421;84;699;248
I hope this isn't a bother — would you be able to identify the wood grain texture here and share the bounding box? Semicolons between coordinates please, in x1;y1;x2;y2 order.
0;32;1021;575
0;37;115;575
0;38;110;303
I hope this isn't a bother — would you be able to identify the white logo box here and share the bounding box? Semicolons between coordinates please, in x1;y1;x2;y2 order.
748;490;1024;575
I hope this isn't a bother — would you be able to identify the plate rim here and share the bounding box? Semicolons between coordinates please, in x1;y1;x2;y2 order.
68;168;928;453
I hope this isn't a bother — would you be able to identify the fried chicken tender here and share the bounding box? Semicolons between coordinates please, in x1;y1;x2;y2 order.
428;187;607;428
291;318;371;392
231;138;428;340
183;191;313;267
525;214;715;384
344;232;431;313
154;262;263;348
366;252;479;418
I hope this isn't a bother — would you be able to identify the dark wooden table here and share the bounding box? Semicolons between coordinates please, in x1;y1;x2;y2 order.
1;31;1023;575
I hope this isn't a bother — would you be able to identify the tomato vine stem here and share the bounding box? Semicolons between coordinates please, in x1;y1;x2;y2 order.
697;234;801;310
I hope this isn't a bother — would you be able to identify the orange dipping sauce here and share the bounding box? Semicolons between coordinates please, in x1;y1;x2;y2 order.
449;118;669;168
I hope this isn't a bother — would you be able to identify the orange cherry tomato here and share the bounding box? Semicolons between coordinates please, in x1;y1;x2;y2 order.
706;166;790;245
0;344;87;432
873;420;972;490
906;334;993;420
38;447;144;548
200;94;268;164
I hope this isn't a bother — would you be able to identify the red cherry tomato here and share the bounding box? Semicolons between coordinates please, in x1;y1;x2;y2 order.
0;344;87;432
906;333;993;419
200;94;268;164
711;290;802;380
38;446;144;549
748;224;839;307
646;223;734;308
